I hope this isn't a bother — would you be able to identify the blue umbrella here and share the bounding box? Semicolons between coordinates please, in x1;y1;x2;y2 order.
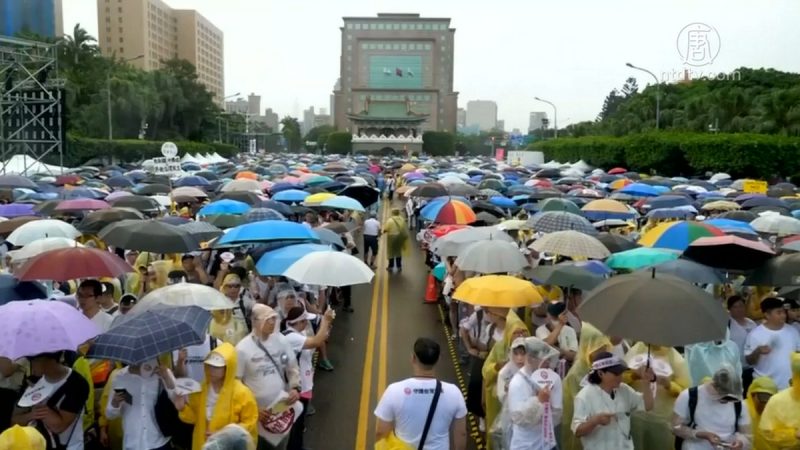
219;220;318;245
272;189;310;203
175;176;211;187
198;199;251;216
256;243;332;275
87;306;210;365
261;200;293;216
489;196;516;209
704;218;757;235
619;183;660;197
320;195;366;212
105;176;134;188
270;182;305;194
244;208;286;223
312;228;345;249
0;274;47;303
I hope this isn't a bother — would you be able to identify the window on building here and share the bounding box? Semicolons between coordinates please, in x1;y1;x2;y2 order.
118;17;122;22
346;23;353;29
105;17;110;22
119;37;124;43
120;47;124;53
354;23;361;30
118;6;122;12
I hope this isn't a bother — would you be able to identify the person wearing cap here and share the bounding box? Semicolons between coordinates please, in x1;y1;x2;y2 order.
235;304;300;450
744;297;800;389
571;351;655;450
672;365;752;450
535;302;578;372
173;342;258;450
784;298;800;334
758;352;800;449
505;337;561;450
281;306;335;450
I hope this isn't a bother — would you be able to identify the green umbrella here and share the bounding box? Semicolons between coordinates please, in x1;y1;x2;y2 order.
525;264;604;291
539;197;581;215
605;247;680;271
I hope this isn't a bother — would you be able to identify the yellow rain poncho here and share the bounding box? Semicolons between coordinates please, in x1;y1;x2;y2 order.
0;425;45;450
210;274;249;345
383;211;409;259
746;376;778;450
624;343;691;450
482;310;528;449
178;342;259;450
125;252;174;295
759;352;800;450
560;323;611;450
98;368;124;450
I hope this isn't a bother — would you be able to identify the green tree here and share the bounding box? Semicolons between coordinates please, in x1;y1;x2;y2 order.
280;116;302;151
303;124;336;149
422;131;455;155
325;132;352;154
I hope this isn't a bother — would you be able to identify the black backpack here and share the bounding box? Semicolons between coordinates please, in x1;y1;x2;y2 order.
674;386;741;450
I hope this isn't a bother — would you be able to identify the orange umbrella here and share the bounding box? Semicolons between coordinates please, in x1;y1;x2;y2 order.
235;171;258;180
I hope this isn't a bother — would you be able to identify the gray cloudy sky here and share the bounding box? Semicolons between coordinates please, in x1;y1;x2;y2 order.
63;0;800;131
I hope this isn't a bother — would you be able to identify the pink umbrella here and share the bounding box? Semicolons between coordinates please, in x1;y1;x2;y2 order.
55;198;111;212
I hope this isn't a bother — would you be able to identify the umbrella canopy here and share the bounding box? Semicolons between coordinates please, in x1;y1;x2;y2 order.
0;274;47;302
0;203;37;218
703;218;757;236
272;189;310;203
0;216;41;236
431;226;513;257
0;300;101;359
539;198;582;215
219;220;317;245
581;199;635;220
320;195;366;212
751;214;800;236
88;306;210;365
420;199;477;225
255;243;332;276
312;228;345;249
283;250;374;286
76;208;145;235
221;179;262;193
529;230;610;259
132;283;233;313
109;195;160;212
454;240;528;274
618;183;660;197
637;221;724;251
243;208;286;223
171;186;208;199
453;275;543;307
178;221;224;242
203;215;245;229
218;191;262;206
303;192;336;205
684;235;775;271
606;247;681;271
525;264;604;291
99;220;201;253
260;200;293;216
54;198;110;212
338;185;380;207
527;211;596;235
596;232;639;253
410;182;448;198
8;237;84;262
745;253;800;286
717;210;758;223
198;199;251;216
7;219;80;246
640;259;725;284
701;200;740;212
15;247;134;281
0;174;38;189
579;271;729;346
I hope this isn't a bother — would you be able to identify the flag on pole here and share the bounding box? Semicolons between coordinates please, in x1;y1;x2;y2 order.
395;67;403;77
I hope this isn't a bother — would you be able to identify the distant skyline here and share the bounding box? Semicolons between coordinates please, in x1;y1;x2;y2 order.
62;0;800;131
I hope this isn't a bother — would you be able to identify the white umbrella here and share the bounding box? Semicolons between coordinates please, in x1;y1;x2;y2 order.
131;282;233;313
9;237;84;261
7;219;81;246
283;251;374;286
431;226;514;257
529;230;611;259
710;173;731;183
455;240;528;274
751;213;800;236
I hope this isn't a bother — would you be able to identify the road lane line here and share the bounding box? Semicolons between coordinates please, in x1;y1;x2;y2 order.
377;202;391;402
355;201;387;449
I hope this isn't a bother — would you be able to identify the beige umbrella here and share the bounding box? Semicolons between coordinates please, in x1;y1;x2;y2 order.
220;179;262;193
171;186;208;198
529;230;610;259
700;200;740;211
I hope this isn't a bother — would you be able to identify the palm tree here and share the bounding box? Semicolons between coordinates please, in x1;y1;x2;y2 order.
59;24;99;68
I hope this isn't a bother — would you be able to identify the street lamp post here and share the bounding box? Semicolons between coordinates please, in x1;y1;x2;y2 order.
107;55;144;140
534;97;558;138
626;62;660;129
218;93;241;143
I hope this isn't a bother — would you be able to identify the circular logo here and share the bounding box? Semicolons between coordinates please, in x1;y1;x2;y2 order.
676;23;721;67
404;387;412;396
161;141;178;158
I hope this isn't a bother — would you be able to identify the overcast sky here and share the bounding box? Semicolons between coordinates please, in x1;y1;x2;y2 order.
63;0;800;131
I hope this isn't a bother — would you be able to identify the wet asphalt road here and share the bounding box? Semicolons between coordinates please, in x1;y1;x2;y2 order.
305;203;484;450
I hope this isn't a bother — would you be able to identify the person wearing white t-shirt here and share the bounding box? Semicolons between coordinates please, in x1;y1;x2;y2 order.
375;337;467;450
744;298;800;389
727;296;757;369
362;213;381;268
77;279;114;332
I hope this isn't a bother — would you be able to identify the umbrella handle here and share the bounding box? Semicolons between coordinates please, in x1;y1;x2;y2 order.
646;344;651;369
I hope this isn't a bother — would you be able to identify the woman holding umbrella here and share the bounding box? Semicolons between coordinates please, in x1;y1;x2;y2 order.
382;209;409;272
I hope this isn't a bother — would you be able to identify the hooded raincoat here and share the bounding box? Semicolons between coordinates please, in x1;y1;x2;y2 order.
210;274;249;345
483;310;529;449
745;376;778;450
684;337;742;386
178;342;259;450
560;323;612;450
0;425;45;450
758;352;800;450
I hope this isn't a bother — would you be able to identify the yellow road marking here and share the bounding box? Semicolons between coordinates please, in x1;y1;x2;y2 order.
377;203;391;402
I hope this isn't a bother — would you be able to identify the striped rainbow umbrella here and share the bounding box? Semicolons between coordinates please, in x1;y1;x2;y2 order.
638;221;724;251
421;199;476;225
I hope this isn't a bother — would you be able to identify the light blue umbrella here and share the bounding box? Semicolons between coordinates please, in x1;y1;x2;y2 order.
704;218;757;235
320;195;366;212
619;183;660;197
272;189;310;203
489;196;516;209
256;243;332;275
218;220;318;245
198;199;251;216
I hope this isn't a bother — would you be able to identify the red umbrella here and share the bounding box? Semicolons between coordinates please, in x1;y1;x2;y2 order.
54;175;82;186
54;199;111;212
683;235;775;271
431;224;470;238
15;247;133;281
608;167;627;175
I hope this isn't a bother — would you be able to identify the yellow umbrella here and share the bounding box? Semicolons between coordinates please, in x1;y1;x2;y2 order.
453;275;543;307
609;179;632;190
303;192;336;205
582;198;630;213
400;163;416;173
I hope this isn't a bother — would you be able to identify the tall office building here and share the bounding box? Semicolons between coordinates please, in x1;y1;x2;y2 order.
96;0;224;104
1;0;63;38
465;100;497;131
528;111;548;132
333;13;458;137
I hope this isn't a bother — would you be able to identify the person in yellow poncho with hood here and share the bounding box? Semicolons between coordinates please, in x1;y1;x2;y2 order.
210;273;250;345
0;425;45;449
173;342;259;450
560;323;612;450
382;209;409;271
759;352;800;450
745;376;778;450
482;309;529;449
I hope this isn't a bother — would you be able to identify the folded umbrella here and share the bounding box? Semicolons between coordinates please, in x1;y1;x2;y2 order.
283;250;374;286
455;240;528;274
88;306;210;365
529;230;610;259
579;270;728;346
99;220;201;253
453;275;543;307
0;300;101;359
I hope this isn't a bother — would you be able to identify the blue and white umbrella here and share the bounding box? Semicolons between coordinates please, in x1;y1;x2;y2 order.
256;243;332;276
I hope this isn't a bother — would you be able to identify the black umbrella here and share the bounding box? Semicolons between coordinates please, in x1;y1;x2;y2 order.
99;219;201;253
339;184;380;207
717;210;758;223
109;195;160;212
684;235;775;271
471;201;507;218
158;216;190;225
597;232;639;253
134;183;171;195
745;253;800;286
639;259;725;284
204;214;246;229
446;184;480;197
179;221;224;242
77;207;146;234
261;200;293;216
0;174;37;189
217;191;262;206
410;183;448;198
0;274;47;303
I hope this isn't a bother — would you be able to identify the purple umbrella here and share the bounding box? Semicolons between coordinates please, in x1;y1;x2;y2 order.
0;203;37;218
0;300;101;359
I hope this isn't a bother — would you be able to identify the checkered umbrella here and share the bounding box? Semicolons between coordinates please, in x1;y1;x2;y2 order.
529;230;610;259
87;306;210;365
526;211;597;235
244;208;287;223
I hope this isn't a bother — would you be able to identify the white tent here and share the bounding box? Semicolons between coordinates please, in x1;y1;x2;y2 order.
1;154;71;175
181;154;201;164
210;152;228;163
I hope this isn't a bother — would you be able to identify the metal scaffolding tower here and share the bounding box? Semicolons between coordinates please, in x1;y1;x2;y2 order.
0;35;66;175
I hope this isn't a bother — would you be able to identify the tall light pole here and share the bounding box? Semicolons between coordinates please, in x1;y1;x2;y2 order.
107;55;144;140
218;92;240;142
626;62;660;129
534;96;558;138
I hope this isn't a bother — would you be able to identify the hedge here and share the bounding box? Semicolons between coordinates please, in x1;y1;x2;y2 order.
60;135;240;167
529;132;800;179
